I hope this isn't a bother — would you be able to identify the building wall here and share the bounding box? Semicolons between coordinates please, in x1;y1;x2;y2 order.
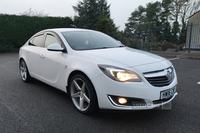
187;10;200;24
186;10;200;51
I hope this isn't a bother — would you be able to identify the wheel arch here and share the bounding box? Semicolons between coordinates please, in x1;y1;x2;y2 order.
66;70;99;107
19;57;25;68
19;57;32;82
67;70;94;92
19;57;27;68
19;57;24;62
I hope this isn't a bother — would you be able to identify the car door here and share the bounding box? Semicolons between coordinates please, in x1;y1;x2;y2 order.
26;33;45;77
39;32;67;88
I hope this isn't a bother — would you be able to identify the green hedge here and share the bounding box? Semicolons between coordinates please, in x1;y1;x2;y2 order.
0;14;73;52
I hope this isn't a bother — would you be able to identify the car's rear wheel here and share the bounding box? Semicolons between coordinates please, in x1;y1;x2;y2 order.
69;74;98;114
19;60;31;82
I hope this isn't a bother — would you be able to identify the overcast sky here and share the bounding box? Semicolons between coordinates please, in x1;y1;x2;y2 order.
0;0;161;30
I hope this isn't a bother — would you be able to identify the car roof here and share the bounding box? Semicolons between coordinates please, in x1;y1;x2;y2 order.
42;28;93;33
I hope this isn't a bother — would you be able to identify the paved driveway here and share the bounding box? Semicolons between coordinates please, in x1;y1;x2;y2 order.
0;53;199;133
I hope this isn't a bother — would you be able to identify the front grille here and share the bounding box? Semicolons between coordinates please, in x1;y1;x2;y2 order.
143;67;174;87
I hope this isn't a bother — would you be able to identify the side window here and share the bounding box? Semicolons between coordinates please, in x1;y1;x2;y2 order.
45;34;60;48
32;35;44;47
30;38;34;44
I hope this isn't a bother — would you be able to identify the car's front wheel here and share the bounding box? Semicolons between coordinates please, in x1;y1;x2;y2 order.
69;74;98;114
19;60;31;82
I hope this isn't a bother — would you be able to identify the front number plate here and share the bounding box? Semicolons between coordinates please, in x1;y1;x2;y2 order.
160;86;176;99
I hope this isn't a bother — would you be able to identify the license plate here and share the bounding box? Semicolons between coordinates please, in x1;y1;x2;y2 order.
160;86;176;99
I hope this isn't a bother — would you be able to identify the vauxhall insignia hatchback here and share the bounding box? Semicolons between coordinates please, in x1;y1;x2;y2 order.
19;28;178;114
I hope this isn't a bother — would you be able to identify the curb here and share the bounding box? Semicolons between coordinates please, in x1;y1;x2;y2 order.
177;54;200;60
150;52;200;60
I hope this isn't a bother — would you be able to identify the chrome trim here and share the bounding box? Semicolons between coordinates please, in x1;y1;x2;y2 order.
108;96;128;107
143;67;173;78
108;95;146;108
144;70;168;78
143;67;174;87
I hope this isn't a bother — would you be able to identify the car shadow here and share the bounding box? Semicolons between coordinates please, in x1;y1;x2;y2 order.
28;78;174;123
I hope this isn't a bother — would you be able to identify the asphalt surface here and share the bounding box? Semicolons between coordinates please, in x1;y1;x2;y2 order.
151;51;200;60
0;53;200;133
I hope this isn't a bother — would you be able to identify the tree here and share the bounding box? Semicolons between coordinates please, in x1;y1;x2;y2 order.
179;1;188;44
125;5;146;39
73;0;117;35
185;0;200;18
179;16;187;44
95;14;117;36
98;0;111;17
145;1;162;41
177;0;200;44
126;2;164;42
73;0;99;29
19;8;49;17
172;21;180;44
125;0;193;46
170;0;188;44
160;0;173;42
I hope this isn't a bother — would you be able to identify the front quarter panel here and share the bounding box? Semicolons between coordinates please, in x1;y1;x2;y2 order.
65;55;102;87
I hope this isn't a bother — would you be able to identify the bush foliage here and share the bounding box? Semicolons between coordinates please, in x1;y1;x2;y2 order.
0;14;73;52
161;40;177;51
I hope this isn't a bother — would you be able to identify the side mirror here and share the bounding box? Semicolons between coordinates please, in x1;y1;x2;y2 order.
117;40;122;44
47;43;64;52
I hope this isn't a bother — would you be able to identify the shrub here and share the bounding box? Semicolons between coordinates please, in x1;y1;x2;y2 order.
149;42;162;51
161;41;177;51
177;44;184;51
0;14;73;53
0;39;14;52
123;37;140;49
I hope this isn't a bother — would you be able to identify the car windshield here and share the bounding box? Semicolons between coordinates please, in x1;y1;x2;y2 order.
62;31;123;50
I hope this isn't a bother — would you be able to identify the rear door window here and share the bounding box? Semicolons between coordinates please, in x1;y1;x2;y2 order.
31;35;44;47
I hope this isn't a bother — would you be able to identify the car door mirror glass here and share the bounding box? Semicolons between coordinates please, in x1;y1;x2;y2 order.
47;43;64;52
117;40;122;44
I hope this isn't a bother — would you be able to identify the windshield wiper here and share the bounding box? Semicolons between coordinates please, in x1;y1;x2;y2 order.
98;47;114;49
90;46;125;50
101;46;126;49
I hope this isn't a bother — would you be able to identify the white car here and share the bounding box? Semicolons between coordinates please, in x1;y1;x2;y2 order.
19;28;178;114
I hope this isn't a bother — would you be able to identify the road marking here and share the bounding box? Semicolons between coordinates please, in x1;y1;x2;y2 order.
197;81;200;85
169;58;179;61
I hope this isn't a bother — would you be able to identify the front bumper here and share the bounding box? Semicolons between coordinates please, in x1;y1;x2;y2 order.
108;92;177;110
91;70;178;110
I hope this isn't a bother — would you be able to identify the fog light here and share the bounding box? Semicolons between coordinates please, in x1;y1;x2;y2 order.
118;98;127;104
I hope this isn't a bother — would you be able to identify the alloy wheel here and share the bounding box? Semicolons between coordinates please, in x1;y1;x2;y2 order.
70;78;91;111
20;61;27;81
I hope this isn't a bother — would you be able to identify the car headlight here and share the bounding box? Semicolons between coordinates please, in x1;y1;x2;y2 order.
98;65;142;82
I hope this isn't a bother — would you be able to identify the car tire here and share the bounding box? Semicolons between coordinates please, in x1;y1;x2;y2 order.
19;60;31;82
69;74;98;114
